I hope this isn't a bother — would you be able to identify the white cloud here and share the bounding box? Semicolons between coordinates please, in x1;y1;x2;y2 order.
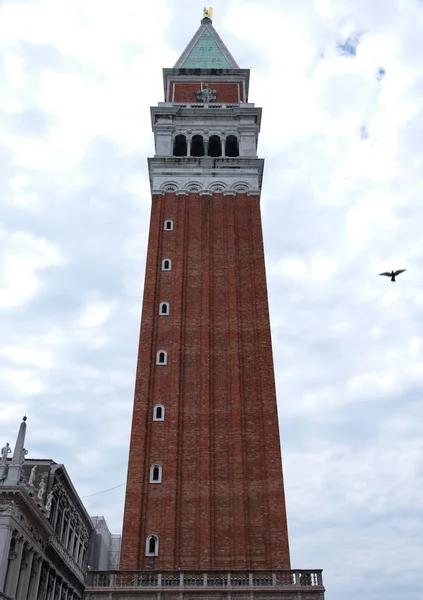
78;299;115;328
0;229;63;308
0;1;422;599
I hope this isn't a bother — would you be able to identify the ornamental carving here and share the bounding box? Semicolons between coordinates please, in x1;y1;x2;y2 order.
160;181;179;192
233;182;250;192
155;180;258;195
209;182;227;193
186;183;202;192
196;84;217;103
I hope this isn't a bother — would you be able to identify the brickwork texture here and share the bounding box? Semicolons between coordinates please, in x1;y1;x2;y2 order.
169;82;244;103
120;191;291;571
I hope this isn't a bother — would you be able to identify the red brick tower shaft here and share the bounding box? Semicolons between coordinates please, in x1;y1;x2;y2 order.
120;16;291;572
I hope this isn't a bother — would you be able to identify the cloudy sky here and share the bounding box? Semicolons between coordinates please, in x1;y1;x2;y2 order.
1;0;422;598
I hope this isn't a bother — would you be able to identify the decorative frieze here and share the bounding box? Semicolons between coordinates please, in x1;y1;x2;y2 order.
148;156;264;197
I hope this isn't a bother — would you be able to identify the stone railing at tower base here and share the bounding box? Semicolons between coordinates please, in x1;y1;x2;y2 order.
84;570;325;599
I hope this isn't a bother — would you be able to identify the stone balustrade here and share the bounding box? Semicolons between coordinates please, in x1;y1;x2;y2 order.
86;569;324;591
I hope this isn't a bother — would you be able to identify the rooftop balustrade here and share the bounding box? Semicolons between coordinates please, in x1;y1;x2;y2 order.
85;569;325;599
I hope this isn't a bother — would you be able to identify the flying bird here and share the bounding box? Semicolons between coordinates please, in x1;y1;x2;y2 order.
379;269;406;282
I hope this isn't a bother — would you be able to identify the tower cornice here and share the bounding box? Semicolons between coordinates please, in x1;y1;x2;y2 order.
151;105;262;130
148;156;264;195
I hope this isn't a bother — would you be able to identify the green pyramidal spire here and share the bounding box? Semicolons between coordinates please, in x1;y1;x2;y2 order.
174;17;239;69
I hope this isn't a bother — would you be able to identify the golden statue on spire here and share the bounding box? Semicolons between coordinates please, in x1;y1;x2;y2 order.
203;7;213;18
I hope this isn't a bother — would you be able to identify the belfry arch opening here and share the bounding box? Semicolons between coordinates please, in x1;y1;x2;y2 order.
208;135;222;157
173;135;187;157
226;135;239;157
191;135;205;157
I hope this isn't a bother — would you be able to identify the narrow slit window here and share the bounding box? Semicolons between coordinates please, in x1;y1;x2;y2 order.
164;220;174;231
153;404;165;421
162;259;172;271
150;464;162;483
159;302;170;315
156;350;167;365
146;535;159;556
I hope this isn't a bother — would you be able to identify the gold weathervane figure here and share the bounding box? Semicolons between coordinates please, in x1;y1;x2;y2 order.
203;7;214;18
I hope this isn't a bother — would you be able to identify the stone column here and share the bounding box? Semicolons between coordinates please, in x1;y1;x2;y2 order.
56;577;63;600
27;555;43;600
0;524;13;591
4;535;24;598
59;510;66;542
47;571;56;600
221;137;226;157
16;544;34;600
67;527;73;554
73;536;80;562
80;545;87;569
37;564;49;600
62;520;69;547
187;138;191;157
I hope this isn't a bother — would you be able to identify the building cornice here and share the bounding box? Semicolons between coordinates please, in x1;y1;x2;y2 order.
148;156;264;195
151;105;262;130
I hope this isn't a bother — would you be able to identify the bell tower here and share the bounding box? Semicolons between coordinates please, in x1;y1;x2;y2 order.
92;12;326;600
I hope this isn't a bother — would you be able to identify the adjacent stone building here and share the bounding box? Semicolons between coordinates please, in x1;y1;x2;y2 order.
87;517;121;571
0;418;93;600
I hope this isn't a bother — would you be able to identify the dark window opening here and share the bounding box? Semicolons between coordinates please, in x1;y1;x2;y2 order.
208;135;222;157
173;135;187;156
160;303;169;315
148;536;157;554
226;135;239;157
191;135;205;157
164;220;173;230
155;406;163;419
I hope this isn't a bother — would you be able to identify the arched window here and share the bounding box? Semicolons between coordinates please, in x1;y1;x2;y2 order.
164;220;174;231
173;135;187;157
191;135;205;157
150;464;162;483
146;535;159;556
153;404;165;421
156;350;167;365
159;302;170;315
208;135;222;157
162;259;172;271
226;135;239;157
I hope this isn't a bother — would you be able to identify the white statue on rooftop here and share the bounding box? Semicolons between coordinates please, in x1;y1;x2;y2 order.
1;443;11;463
37;476;46;501
29;465;37;486
45;490;54;513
